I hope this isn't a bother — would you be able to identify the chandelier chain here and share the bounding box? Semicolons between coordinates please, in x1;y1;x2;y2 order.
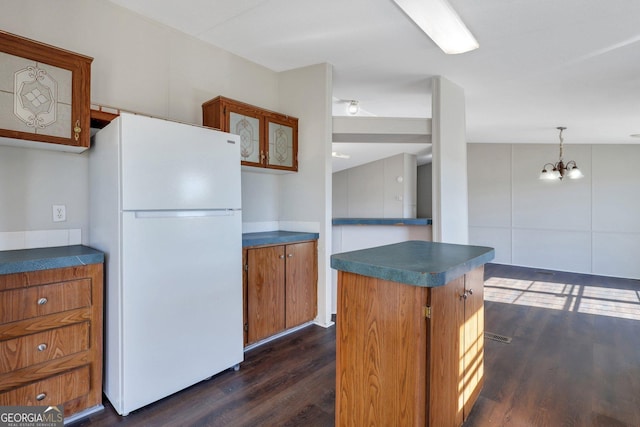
557;126;565;161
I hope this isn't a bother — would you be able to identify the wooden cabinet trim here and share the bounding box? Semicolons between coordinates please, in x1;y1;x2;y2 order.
0;265;96;291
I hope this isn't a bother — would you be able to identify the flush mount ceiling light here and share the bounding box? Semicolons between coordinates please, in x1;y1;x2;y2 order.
347;100;359;115
391;0;479;54
539;127;584;181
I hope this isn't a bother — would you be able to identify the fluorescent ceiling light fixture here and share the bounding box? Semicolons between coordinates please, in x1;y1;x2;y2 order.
332;151;351;159
392;0;479;54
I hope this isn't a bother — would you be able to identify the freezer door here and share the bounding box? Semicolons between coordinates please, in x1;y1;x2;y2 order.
119;113;241;211
119;210;243;414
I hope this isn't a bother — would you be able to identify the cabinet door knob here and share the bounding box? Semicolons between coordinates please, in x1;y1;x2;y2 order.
467;288;473;295
460;293;468;300
287;253;293;258
37;297;48;305
36;393;46;401
37;343;47;352
279;254;285;259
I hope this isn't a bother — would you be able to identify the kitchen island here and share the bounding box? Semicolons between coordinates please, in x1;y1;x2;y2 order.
331;240;494;427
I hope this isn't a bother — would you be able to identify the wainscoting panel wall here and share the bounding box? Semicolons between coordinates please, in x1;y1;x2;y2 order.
468;143;640;279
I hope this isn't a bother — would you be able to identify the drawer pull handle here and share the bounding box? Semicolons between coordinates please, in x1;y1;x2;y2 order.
37;343;47;352
37;297;48;305
36;393;46;401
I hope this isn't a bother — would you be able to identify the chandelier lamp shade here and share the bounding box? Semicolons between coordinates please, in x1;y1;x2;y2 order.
539;127;584;181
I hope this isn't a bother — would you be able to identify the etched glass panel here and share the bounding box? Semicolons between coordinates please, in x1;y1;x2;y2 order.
268;122;293;167
0;52;72;138
229;111;260;164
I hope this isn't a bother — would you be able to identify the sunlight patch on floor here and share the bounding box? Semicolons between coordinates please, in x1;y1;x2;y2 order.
484;277;640;321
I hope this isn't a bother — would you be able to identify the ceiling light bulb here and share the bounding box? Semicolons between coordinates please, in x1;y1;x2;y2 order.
392;0;479;54
568;167;584;179
347;100;359;115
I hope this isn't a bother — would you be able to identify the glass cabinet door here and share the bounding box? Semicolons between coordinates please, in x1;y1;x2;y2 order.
229;110;262;166
266;116;298;171
1;52;72;139
0;31;92;150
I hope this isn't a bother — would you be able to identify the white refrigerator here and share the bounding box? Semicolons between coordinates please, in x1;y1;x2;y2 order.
89;112;243;416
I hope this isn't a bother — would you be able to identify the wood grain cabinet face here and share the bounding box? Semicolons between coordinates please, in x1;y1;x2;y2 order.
0;31;92;151
202;96;298;172
247;245;286;343
245;241;317;345
0;264;103;418
335;266;485;427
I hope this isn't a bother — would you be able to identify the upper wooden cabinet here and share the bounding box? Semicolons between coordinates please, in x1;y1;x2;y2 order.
0;31;93;152
202;96;298;172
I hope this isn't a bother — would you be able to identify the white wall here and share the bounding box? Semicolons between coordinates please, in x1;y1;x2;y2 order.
332;153;417;218
0;1;335;323
417;163;432;218
277;63;333;327
0;0;281;243
431;77;468;244
468;143;640;279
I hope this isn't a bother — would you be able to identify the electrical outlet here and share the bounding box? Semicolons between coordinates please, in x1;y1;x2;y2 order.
52;205;66;222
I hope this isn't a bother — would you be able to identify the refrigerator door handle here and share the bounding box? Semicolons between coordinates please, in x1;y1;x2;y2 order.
133;210;238;219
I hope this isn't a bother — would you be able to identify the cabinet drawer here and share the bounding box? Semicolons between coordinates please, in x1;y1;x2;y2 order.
0;365;90;407
0;322;89;374
0;279;91;324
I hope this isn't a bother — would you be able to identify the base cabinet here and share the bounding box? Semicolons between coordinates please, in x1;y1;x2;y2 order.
336;266;484;426
244;240;317;345
0;264;103;418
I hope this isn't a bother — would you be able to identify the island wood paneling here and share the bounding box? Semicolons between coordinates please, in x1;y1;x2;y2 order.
336;271;429;426
428;275;465;426
336;266;485;427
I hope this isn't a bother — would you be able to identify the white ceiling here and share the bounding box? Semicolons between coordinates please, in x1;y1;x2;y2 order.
109;0;640;170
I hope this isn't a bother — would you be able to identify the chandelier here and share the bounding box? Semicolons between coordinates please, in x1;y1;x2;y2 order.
539;127;584;180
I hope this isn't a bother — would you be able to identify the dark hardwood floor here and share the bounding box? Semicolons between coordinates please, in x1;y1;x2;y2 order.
72;264;640;427
467;263;640;427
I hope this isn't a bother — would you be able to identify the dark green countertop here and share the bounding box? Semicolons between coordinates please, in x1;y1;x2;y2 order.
0;245;104;275
243;230;319;247
331;240;494;287
332;218;432;226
